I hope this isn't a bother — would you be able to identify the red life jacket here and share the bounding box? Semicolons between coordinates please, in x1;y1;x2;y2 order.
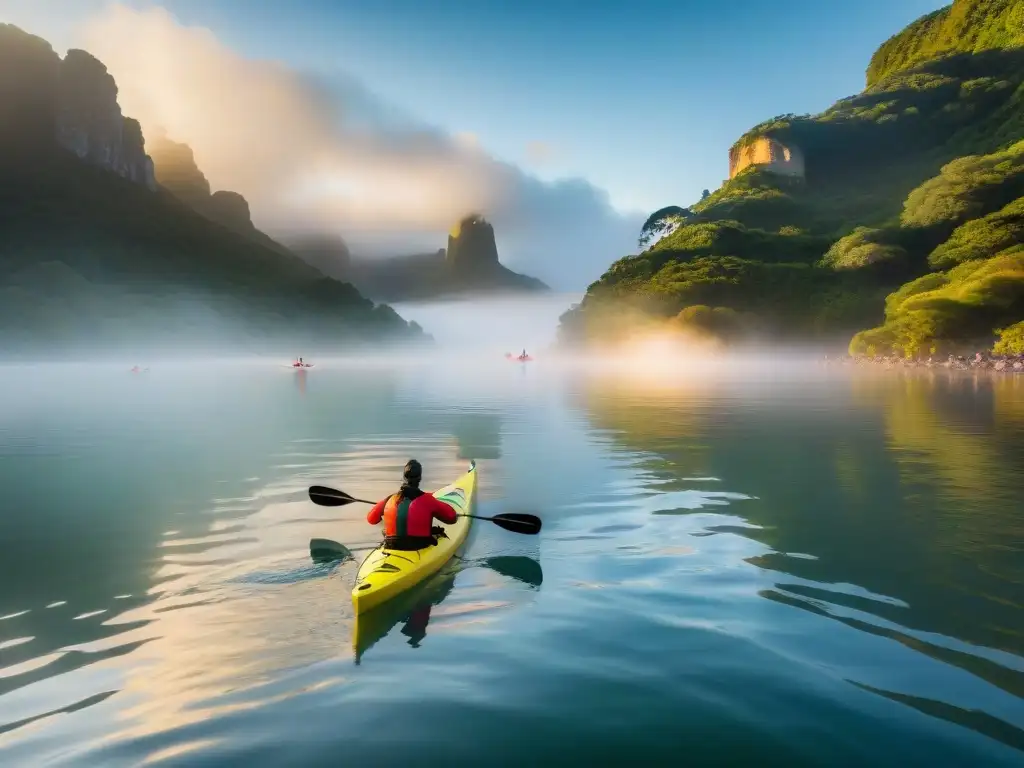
381;492;435;538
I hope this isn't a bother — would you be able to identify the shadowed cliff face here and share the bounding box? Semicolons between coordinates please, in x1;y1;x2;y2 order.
56;49;156;190
0;25;154;190
285;235;352;282
0;25;59;153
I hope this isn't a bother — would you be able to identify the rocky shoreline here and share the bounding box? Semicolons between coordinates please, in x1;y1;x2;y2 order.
824;353;1024;373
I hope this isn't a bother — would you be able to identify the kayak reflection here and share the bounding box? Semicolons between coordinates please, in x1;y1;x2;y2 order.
479;555;543;587
353;554;542;663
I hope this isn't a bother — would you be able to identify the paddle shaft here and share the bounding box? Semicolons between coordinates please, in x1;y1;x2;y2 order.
307;484;541;534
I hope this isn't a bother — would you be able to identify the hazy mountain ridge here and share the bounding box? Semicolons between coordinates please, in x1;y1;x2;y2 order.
310;215;550;303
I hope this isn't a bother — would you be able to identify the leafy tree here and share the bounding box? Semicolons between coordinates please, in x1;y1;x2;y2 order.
638;205;692;249
673;304;752;342
821;227;908;270
928;196;1024;267
901;140;1024;231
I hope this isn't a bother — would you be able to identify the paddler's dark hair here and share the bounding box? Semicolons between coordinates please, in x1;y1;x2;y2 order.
396;459;424;499
403;459;422;484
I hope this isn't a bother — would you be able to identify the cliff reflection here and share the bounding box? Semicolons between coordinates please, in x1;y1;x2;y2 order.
573;368;1024;664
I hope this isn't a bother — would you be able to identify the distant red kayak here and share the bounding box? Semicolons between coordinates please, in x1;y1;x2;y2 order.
291;363;314;368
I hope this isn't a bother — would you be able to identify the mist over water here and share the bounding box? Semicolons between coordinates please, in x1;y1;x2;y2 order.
0;351;1022;765
392;293;582;354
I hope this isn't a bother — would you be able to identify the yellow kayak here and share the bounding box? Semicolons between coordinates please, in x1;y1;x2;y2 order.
352;460;476;614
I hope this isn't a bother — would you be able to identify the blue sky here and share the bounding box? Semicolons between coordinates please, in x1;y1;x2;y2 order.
6;0;946;212
1;0;948;286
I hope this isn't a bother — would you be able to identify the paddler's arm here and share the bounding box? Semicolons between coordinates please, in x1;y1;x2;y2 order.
366;497;387;525
426;494;458;524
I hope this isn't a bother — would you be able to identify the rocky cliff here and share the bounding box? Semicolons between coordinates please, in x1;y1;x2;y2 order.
56;49;156;189
0;25;155;190
147;134;255;232
728;136;805;181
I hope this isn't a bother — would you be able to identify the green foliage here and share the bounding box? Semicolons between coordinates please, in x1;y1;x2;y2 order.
901;139;1024;229
993;320;1024;354
928;196;1024;266
563;247;889;346
820;227;908;270
646;218;830;266
691;168;813;232
867;0;1024;88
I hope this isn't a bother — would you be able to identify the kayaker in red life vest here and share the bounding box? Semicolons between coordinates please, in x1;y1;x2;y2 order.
366;460;458;550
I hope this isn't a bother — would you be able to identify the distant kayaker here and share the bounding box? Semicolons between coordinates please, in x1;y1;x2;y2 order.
366;459;458;550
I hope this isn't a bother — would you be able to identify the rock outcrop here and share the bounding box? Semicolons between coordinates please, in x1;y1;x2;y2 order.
209;191;253;232
147;134;256;232
0;25;155;190
728;136;805;180
446;214;500;271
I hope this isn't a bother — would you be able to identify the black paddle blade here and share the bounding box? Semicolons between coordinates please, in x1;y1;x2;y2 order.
489;513;542;535
309;485;374;507
310;537;352;562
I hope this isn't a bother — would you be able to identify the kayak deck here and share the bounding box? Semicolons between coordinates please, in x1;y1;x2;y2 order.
352;461;476;614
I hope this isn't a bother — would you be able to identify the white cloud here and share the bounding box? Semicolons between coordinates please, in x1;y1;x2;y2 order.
81;4;643;289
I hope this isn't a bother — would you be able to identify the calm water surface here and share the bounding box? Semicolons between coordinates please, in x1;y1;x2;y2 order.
0;358;1022;766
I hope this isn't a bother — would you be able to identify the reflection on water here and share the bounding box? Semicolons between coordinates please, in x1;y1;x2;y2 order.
0;360;1022;765
353;555;543;662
